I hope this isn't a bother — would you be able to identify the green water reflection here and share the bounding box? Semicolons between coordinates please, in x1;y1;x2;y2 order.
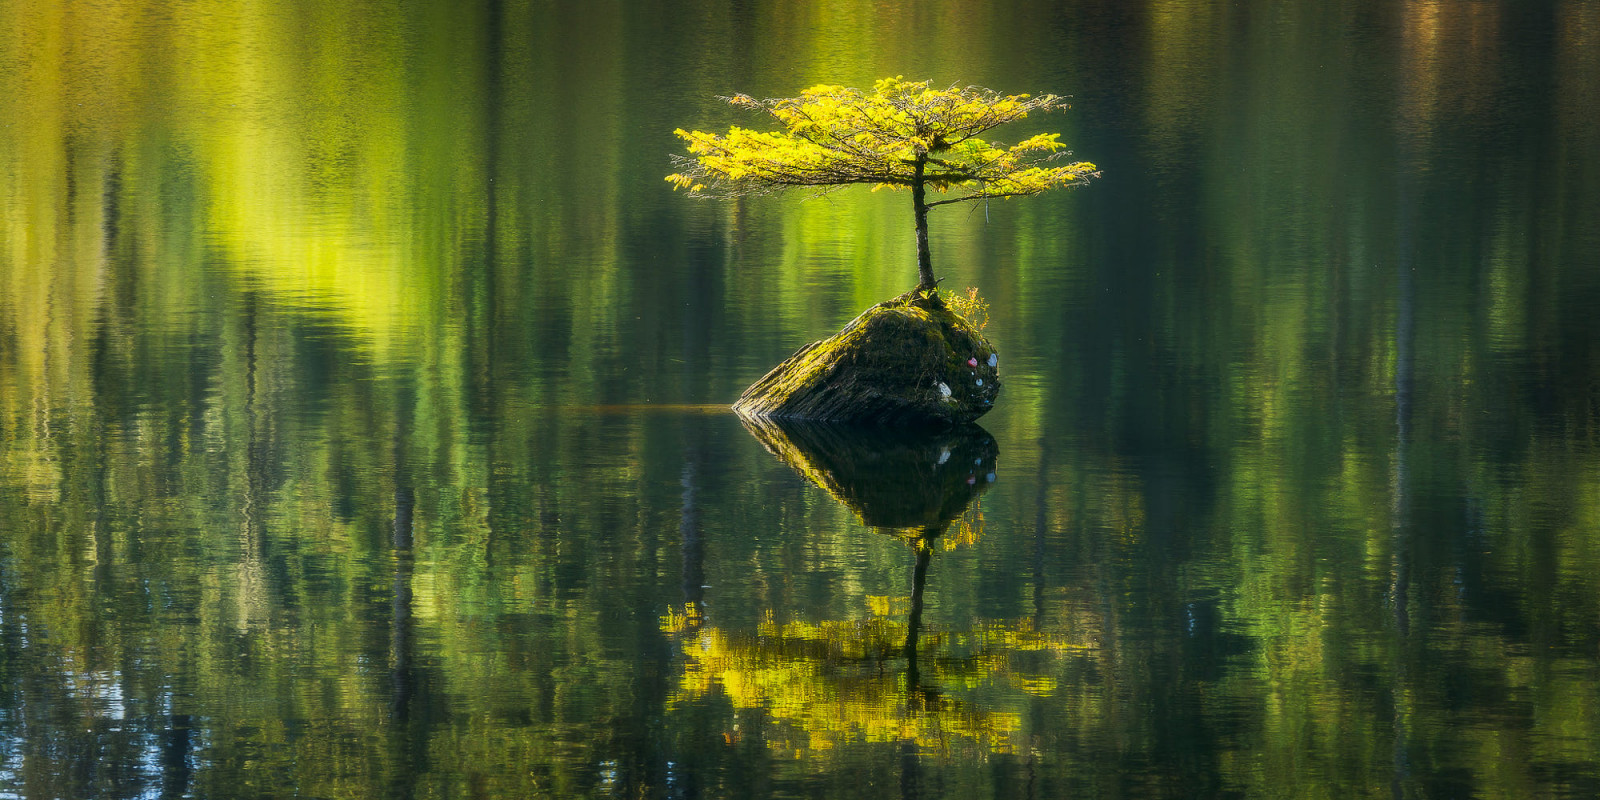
2;0;1599;797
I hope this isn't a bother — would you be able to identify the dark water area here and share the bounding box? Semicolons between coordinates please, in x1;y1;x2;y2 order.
3;1;1599;797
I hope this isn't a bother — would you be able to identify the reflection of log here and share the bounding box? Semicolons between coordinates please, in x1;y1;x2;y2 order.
738;416;998;530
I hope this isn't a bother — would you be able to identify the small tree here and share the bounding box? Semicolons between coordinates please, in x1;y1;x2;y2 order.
668;77;1098;291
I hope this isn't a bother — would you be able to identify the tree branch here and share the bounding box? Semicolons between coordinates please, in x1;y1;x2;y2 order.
924;190;1055;208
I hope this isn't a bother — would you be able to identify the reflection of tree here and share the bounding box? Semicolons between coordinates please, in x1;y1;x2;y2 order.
661;420;1095;759
740;419;998;687
387;385;422;800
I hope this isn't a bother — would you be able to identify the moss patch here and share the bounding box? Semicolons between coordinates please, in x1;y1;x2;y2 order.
733;288;1000;426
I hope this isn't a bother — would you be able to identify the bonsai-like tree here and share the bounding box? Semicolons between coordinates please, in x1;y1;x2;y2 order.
668;77;1098;291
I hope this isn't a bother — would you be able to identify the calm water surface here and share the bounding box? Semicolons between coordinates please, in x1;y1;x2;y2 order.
3;1;1599;797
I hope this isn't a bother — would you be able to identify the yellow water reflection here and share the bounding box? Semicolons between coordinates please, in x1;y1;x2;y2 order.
664;604;1098;757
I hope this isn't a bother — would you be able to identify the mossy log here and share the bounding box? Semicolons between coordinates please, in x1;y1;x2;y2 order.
733;289;1001;426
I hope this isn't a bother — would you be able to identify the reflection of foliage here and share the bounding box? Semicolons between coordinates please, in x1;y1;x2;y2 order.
662;604;1097;758
936;502;983;552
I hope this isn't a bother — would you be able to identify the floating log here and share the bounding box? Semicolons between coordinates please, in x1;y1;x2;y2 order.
733;289;1000;426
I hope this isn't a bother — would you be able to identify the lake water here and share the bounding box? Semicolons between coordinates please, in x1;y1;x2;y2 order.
3;1;1599;797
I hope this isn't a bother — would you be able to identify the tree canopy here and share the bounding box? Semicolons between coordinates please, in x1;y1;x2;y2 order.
668;77;1098;289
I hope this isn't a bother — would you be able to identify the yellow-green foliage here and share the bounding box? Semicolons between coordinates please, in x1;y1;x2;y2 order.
667;77;1098;204
942;286;991;331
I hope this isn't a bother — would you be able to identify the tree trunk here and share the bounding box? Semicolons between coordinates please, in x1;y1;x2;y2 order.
912;158;935;290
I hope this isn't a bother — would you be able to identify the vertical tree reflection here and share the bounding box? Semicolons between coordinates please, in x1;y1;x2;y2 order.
1391;90;1419;800
902;529;936;702
388;384;422;800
